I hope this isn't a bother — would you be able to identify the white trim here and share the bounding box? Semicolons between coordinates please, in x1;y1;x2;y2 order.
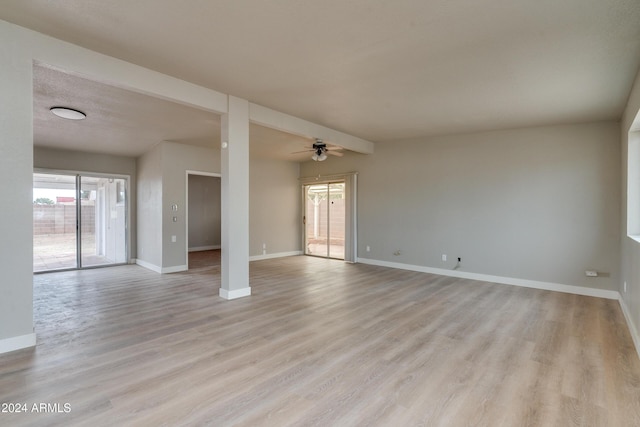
219;287;251;300
299;172;358;184
0;333;36;354
135;259;162;273
162;265;188;274
628;235;640;244
346;173;357;263
357;258;620;300
33;168;130;181
185;170;222;271
189;245;221;252
619;296;640;360
186;170;222;177
135;261;188;274
249;251;302;261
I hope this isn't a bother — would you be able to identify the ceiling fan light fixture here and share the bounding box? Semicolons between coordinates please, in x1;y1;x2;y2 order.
50;107;86;120
312;149;327;161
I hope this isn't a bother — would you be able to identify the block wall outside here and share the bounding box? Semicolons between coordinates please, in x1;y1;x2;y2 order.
33;204;95;235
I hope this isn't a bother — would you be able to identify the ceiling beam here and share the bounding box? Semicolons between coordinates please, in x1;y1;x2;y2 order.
9;21;228;114
249;103;374;154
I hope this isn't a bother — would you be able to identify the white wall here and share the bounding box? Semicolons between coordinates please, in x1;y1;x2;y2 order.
0;21;34;349
161;142;220;269
34;147;138;258
34;147;137;175
137;141;302;270
188;174;221;250
249;157;301;257
136;141;222;272
136;145;163;268
301;122;621;291
621;67;640;345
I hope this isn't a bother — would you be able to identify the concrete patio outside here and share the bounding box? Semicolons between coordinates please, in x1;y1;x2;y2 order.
34;233;115;272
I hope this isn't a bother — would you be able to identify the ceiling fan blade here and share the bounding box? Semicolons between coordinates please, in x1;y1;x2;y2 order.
327;150;343;157
290;149;314;154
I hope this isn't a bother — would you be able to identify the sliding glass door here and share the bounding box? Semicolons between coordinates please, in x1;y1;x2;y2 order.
33;173;78;271
80;176;127;267
304;181;345;260
33;171;128;272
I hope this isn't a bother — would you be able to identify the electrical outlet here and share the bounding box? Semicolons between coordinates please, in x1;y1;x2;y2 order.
585;270;598;277
624;281;627;293
171;235;177;243
441;254;447;262
366;245;370;252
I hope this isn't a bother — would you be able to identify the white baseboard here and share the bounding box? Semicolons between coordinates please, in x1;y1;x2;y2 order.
135;260;187;274
619;296;640;360
249;251;303;262
0;333;36;354
162;265;188;274
357;258;620;300
189;245;221;252
139;251;300;269
219;287;252;300
136;259;162;273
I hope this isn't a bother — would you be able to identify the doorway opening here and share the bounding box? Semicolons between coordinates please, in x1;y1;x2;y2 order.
33;171;128;272
304;181;346;260
186;171;221;271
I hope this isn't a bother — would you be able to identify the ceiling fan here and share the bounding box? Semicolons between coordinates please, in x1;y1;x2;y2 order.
292;138;344;161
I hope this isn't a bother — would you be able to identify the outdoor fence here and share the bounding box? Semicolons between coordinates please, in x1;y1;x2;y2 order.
33;204;95;235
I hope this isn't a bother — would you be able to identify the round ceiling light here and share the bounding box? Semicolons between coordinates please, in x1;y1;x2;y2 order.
50;107;86;120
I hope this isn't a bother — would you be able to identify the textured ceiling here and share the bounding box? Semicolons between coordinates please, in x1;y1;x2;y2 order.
34;64;220;157
4;0;640;145
34;64;318;160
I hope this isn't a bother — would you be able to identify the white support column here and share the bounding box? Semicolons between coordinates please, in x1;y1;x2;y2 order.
220;96;251;299
0;23;36;353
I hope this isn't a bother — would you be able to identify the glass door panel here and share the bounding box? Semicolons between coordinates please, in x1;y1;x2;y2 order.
80;176;127;267
328;183;345;260
305;184;329;257
33;173;78;272
304;181;345;260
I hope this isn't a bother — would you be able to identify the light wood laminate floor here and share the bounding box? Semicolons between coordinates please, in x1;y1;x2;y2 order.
1;255;639;426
